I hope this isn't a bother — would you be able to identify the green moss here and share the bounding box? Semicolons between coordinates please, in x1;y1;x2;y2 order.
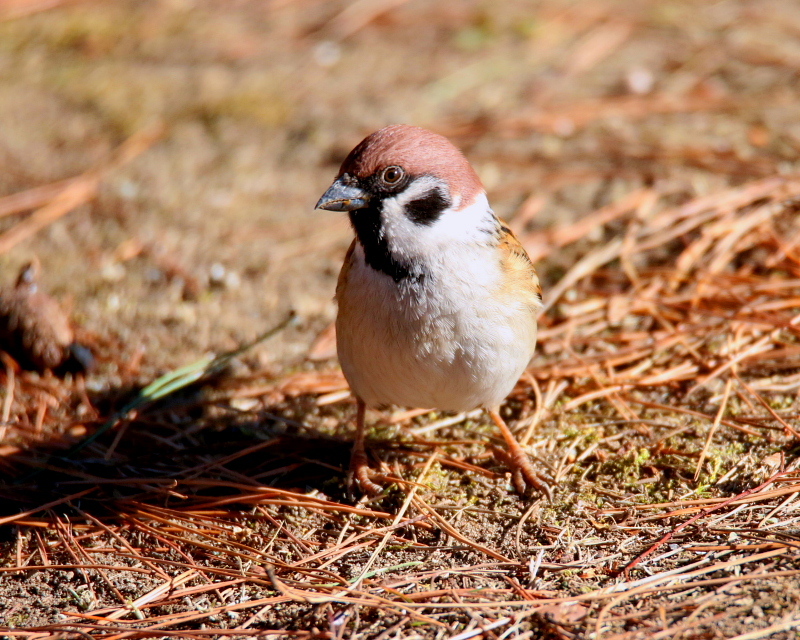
44;61;163;135
197;88;291;128
512;17;540;39
0;6;138;56
40;9;134;55
454;25;494;51
561;425;582;439
695;440;747;486
769;395;794;410
7;612;31;627
421;460;451;493
598;446;654;487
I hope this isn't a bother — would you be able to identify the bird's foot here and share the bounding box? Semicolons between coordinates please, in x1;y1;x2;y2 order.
348;448;384;497
493;444;553;500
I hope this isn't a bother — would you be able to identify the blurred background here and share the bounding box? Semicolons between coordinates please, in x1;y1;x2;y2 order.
1;0;799;375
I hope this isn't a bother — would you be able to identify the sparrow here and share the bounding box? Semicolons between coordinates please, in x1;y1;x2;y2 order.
316;125;549;498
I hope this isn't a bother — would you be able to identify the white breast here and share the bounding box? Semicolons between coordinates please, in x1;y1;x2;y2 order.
336;240;538;412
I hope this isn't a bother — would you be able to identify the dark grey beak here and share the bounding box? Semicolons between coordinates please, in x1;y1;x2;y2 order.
315;178;371;212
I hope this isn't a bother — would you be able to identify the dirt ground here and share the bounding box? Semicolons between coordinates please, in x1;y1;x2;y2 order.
2;0;800;638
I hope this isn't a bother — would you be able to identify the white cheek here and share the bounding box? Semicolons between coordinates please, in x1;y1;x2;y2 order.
423;192;494;244
379;199;419;260
382;186;496;262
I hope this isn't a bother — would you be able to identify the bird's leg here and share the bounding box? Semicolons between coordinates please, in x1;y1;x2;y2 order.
488;408;552;500
349;398;383;496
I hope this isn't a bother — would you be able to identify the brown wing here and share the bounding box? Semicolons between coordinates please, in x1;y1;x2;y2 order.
335;239;358;302
496;223;542;313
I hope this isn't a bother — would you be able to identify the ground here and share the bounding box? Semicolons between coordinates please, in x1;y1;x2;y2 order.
1;0;800;638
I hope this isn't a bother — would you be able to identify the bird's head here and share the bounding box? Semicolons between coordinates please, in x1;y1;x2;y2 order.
316;125;497;277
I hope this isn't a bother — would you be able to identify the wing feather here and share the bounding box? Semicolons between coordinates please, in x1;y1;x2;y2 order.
335;239;358;302
496;223;542;314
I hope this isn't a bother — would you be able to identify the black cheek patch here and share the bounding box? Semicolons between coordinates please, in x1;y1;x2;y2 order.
405;189;451;226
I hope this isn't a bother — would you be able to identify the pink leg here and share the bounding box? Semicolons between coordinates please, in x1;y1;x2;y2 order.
489;408;552;499
349;398;383;496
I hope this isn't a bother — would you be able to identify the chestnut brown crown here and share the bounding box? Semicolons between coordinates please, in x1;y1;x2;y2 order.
338;125;484;208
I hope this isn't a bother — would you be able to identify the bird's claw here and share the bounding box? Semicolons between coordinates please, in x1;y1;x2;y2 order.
493;445;553;500
348;448;384;497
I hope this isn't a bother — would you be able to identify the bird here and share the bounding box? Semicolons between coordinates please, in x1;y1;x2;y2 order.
316;124;549;498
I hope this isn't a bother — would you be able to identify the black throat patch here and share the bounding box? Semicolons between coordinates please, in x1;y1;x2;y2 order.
346;176;447;283
349;205;418;283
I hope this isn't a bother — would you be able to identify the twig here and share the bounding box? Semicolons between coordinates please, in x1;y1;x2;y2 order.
694;377;733;481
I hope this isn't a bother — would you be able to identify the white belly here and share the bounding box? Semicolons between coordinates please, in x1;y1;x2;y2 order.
336;246;538;412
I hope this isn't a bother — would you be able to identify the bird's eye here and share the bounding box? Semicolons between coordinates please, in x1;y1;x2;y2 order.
381;166;404;185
